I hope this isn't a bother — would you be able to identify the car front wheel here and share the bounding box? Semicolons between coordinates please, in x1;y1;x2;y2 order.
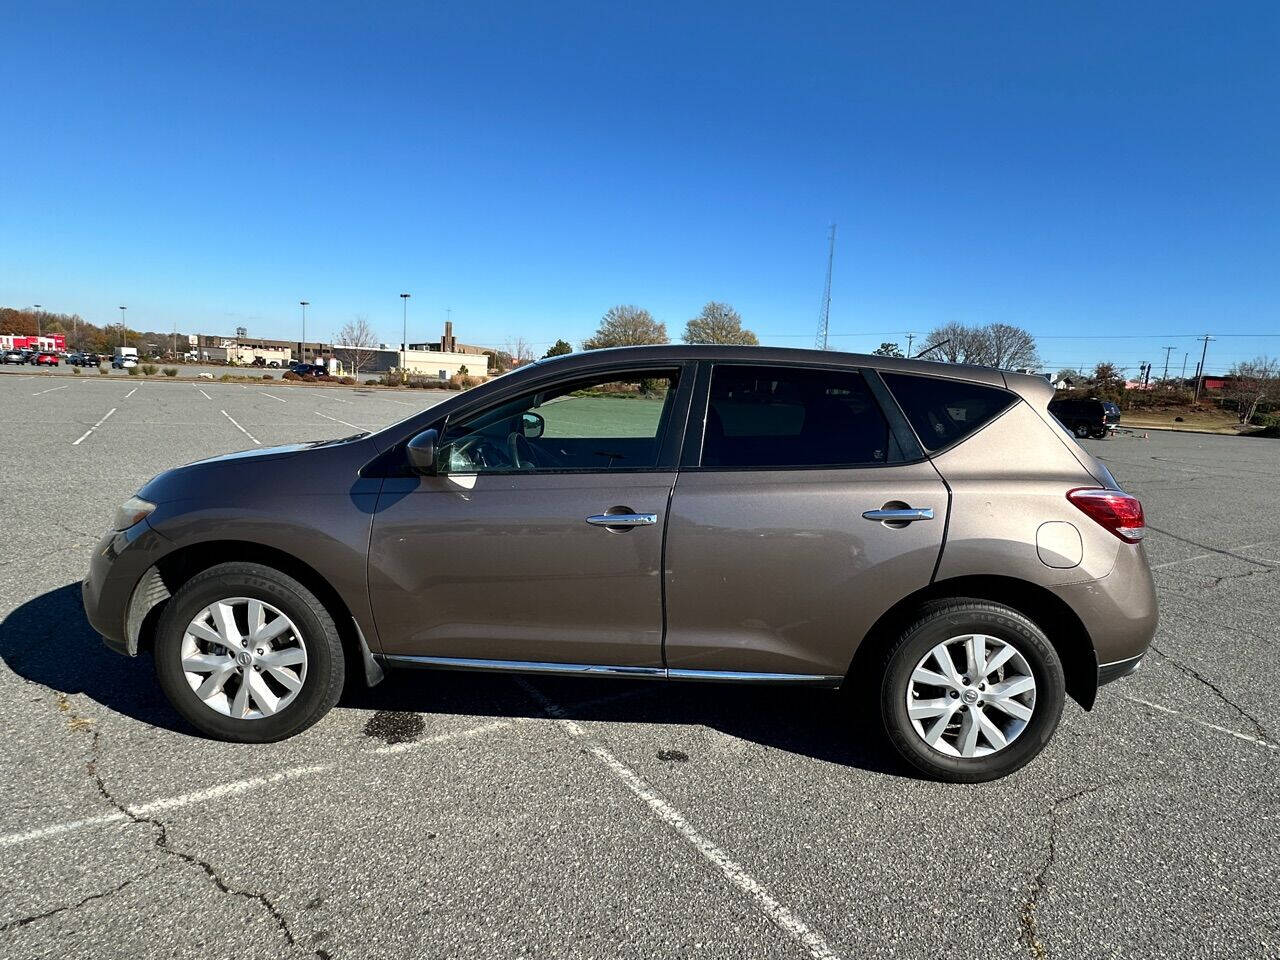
154;562;345;742
880;600;1065;782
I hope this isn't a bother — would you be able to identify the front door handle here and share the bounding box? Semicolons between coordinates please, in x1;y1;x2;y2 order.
862;507;934;522
586;513;658;527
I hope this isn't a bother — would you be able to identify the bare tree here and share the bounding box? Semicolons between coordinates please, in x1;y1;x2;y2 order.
505;337;536;367
334;315;379;376
985;323;1039;369
1224;356;1280;424
682;302;758;345
920;322;992;364
583;305;667;350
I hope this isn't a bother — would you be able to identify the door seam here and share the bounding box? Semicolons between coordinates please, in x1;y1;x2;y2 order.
659;472;678;670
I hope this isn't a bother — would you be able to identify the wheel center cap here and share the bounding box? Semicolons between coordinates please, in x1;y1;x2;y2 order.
237;651;252;666
962;689;979;704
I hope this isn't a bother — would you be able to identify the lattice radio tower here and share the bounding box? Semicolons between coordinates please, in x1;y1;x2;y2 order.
815;223;837;350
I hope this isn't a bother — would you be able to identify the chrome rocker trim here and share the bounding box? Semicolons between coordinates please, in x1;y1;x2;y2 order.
378;655;842;686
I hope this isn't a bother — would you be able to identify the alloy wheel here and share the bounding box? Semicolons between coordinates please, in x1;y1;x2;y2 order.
180;597;308;719
905;633;1036;758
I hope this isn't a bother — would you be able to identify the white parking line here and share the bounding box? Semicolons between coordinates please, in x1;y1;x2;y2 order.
1124;696;1277;751
317;394;352;404
220;409;260;445
0;720;515;849
197;388;212;400
1149;537;1280;571
71;408;117;446
32;384;70;396
316;411;362;430
381;397;413;406
123;387;138;399
517;679;843;960
262;392;288;403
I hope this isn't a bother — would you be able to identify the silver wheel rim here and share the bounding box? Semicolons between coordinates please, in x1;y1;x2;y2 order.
180;597;308;720
906;634;1036;758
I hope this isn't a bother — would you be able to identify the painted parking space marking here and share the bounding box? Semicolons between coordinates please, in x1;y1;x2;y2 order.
33;384;70;396
220;409;260;445
262;392;288;403
196;388;212;400
517;678;844;960
1124;696;1277;751
71;408;117;446
316;411;362;430
123;386;138;399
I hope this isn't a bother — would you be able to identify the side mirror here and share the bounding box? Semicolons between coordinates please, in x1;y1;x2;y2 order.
521;412;545;439
406;428;439;475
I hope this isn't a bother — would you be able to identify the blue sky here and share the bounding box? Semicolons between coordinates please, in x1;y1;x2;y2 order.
2;1;1276;374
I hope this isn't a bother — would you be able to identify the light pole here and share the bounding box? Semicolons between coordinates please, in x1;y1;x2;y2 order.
33;304;41;339
1193;335;1215;401
299;301;309;362
400;293;411;381
118;306;127;349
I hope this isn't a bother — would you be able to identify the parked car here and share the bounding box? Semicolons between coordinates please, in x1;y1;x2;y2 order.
83;345;1156;782
32;352;60;366
288;362;328;377
1048;397;1120;439
111;356;139;369
2;350;24;364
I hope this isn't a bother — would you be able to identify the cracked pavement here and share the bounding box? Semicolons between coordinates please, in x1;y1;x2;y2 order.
1;371;1278;959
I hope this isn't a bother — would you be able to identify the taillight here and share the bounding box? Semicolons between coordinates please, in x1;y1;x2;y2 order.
1067;488;1145;541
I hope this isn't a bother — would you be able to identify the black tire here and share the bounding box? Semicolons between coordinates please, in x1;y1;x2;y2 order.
1073;422;1090;438
880;600;1065;783
154;562;345;742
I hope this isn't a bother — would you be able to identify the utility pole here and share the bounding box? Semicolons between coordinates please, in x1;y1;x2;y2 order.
1161;346;1175;382
1142;361;1151;388
400;293;411;382
33;304;42;338
299;301;309;361
1193;335;1215;401
905;332;916;357
814;223;836;350
1181;352;1188;381
118;306;127;348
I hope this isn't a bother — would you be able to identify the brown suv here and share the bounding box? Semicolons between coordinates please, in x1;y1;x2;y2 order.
83;345;1156;782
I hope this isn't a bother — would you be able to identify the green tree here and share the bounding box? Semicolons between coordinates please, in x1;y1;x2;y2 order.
583;305;667;350
543;339;573;358
1091;362;1125;390
872;341;903;357
681;302;758;345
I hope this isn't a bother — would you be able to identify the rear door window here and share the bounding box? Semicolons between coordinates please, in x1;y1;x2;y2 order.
881;373;1017;452
701;365;893;467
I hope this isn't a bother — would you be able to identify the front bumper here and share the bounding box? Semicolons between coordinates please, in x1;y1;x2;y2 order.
82;520;170;656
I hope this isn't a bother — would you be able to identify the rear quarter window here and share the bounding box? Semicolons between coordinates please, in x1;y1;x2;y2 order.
881;373;1017;452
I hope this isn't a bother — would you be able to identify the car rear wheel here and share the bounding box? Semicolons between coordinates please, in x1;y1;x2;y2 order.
1072;422;1090;438
154;562;345;742
880;600;1065;782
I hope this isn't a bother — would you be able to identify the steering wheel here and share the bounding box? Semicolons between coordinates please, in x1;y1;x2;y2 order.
448;433;513;471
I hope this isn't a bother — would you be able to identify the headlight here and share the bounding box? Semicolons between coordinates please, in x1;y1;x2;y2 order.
113;496;156;531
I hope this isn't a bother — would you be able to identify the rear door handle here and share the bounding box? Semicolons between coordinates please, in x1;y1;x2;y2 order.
586;513;658;527
862;507;934;522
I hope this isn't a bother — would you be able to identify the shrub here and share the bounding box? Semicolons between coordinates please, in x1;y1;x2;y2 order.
97;366;108;375
448;373;479;390
378;370;403;387
141;364;159;376
127;366;139;376
1251;412;1280;429
283;370;302;381
72;367;81;375
339;376;356;385
261;373;273;380
163;367;178;377
365;379;380;386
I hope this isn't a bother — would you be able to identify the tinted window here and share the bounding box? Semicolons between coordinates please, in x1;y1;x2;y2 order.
882;373;1016;452
440;369;679;473
701;365;891;468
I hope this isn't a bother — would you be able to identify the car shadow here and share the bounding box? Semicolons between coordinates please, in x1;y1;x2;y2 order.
1;582;910;778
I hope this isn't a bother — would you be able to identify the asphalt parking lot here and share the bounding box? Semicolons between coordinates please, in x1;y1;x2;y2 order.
1;371;1277;960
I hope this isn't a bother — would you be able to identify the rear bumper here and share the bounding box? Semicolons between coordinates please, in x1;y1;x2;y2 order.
1049;543;1158;674
1098;653;1144;686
